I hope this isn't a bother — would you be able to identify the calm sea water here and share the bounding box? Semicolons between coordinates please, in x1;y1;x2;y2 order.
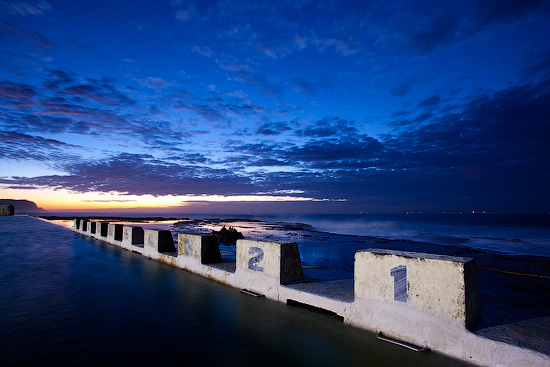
52;212;550;257
0;216;472;366
236;213;550;257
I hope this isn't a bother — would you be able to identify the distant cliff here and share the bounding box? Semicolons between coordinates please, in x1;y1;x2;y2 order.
0;199;47;214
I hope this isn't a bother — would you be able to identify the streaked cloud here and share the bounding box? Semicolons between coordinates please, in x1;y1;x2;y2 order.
1;1;52;17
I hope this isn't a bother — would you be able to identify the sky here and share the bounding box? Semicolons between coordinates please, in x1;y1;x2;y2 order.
0;0;549;214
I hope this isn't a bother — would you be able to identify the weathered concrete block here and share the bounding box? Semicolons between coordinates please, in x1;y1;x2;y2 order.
96;222;109;238
354;249;481;329
236;239;303;285
144;229;176;253
81;220;89;233
86;221;97;236
122;226;144;247
178;233;222;264
107;224;124;243
74;218;80;231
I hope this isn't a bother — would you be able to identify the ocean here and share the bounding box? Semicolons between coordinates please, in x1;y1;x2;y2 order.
0;215;474;366
171;214;550;257
54;212;550;257
233;213;550;257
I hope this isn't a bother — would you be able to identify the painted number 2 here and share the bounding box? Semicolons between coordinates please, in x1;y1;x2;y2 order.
248;247;264;272
390;265;408;302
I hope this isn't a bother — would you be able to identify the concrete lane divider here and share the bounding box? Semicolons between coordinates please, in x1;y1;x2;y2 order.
86;221;97;236
81;220;88;233
347;249;484;364
353;249;482;329
74;219;84;233
177;233;222;264
97;222;109;238
86;220;97;237
107;224;124;244
122;225;144;251
143;229;176;260
235;239;304;296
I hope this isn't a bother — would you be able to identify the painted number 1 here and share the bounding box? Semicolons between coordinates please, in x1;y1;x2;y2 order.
248;247;264;272
390;265;408;302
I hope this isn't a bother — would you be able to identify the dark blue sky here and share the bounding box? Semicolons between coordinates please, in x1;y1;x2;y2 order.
0;0;549;213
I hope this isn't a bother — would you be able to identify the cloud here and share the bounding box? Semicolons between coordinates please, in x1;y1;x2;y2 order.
62;82;134;106
176;103;223;122
202;1;365;80
3;79;549;211
294;33;307;49
1;21;53;54
475;0;547;26
391;80;415;96
312;36;359;56
172;89;276;127
408;11;460;54
376;0;549;56
1;153;255;196
216;57;283;98
521;49;550;79
138;77;171;92
1;1;52;17
0;80;36;101
175;9;191;21
0;130;77;164
291;77;315;94
0;71;193;148
255;36;294;59
171;1;208;23
418;94;442;108
82;199;137;203
44;69;75;90
226;79;550;209
284;135;386;166
296;117;359;138
385;80;550;178
191;45;214;57
256;121;293;136
234;133;387;172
